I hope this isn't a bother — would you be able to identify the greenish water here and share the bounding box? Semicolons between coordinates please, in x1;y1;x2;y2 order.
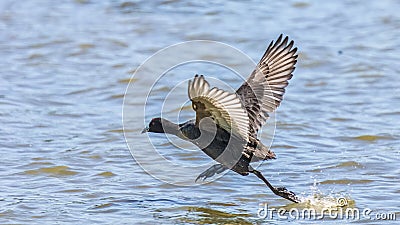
1;0;399;224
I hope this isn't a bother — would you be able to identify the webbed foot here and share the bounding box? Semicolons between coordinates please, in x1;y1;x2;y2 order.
273;186;301;203
195;164;227;182
250;169;301;203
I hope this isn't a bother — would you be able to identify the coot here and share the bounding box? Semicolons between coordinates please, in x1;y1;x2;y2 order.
143;35;300;203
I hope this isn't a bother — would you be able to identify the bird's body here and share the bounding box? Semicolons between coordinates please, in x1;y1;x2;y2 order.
178;119;275;175
143;35;300;203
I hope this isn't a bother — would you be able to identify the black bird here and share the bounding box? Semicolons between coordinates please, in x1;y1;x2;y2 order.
142;35;300;203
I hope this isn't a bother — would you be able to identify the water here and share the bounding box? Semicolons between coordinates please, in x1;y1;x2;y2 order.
1;0;399;224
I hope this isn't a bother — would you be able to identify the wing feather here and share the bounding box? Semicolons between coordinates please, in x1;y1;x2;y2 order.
188;75;249;141
236;34;298;138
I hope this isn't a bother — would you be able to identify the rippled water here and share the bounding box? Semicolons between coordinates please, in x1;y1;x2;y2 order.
1;0;399;224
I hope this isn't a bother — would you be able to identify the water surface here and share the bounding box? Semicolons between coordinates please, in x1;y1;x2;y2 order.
1;0;399;224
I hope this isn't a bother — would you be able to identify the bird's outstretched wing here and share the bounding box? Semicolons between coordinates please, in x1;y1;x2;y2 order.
236;34;298;138
188;75;249;141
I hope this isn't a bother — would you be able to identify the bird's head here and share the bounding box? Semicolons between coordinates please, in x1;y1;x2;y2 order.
142;118;164;133
142;118;178;134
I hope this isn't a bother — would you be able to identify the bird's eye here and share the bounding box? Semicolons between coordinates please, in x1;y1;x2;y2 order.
192;103;197;110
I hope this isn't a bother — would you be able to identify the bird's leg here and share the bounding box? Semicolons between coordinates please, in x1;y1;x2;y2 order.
195;164;227;182
249;167;300;203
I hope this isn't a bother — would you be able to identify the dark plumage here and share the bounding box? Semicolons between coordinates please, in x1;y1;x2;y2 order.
143;35;300;203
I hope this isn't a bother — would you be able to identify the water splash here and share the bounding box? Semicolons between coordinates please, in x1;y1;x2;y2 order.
295;179;354;210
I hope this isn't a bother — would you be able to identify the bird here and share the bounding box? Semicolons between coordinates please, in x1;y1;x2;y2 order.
142;34;300;203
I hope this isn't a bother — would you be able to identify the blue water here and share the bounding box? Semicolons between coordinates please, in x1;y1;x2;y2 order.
1;0;399;224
